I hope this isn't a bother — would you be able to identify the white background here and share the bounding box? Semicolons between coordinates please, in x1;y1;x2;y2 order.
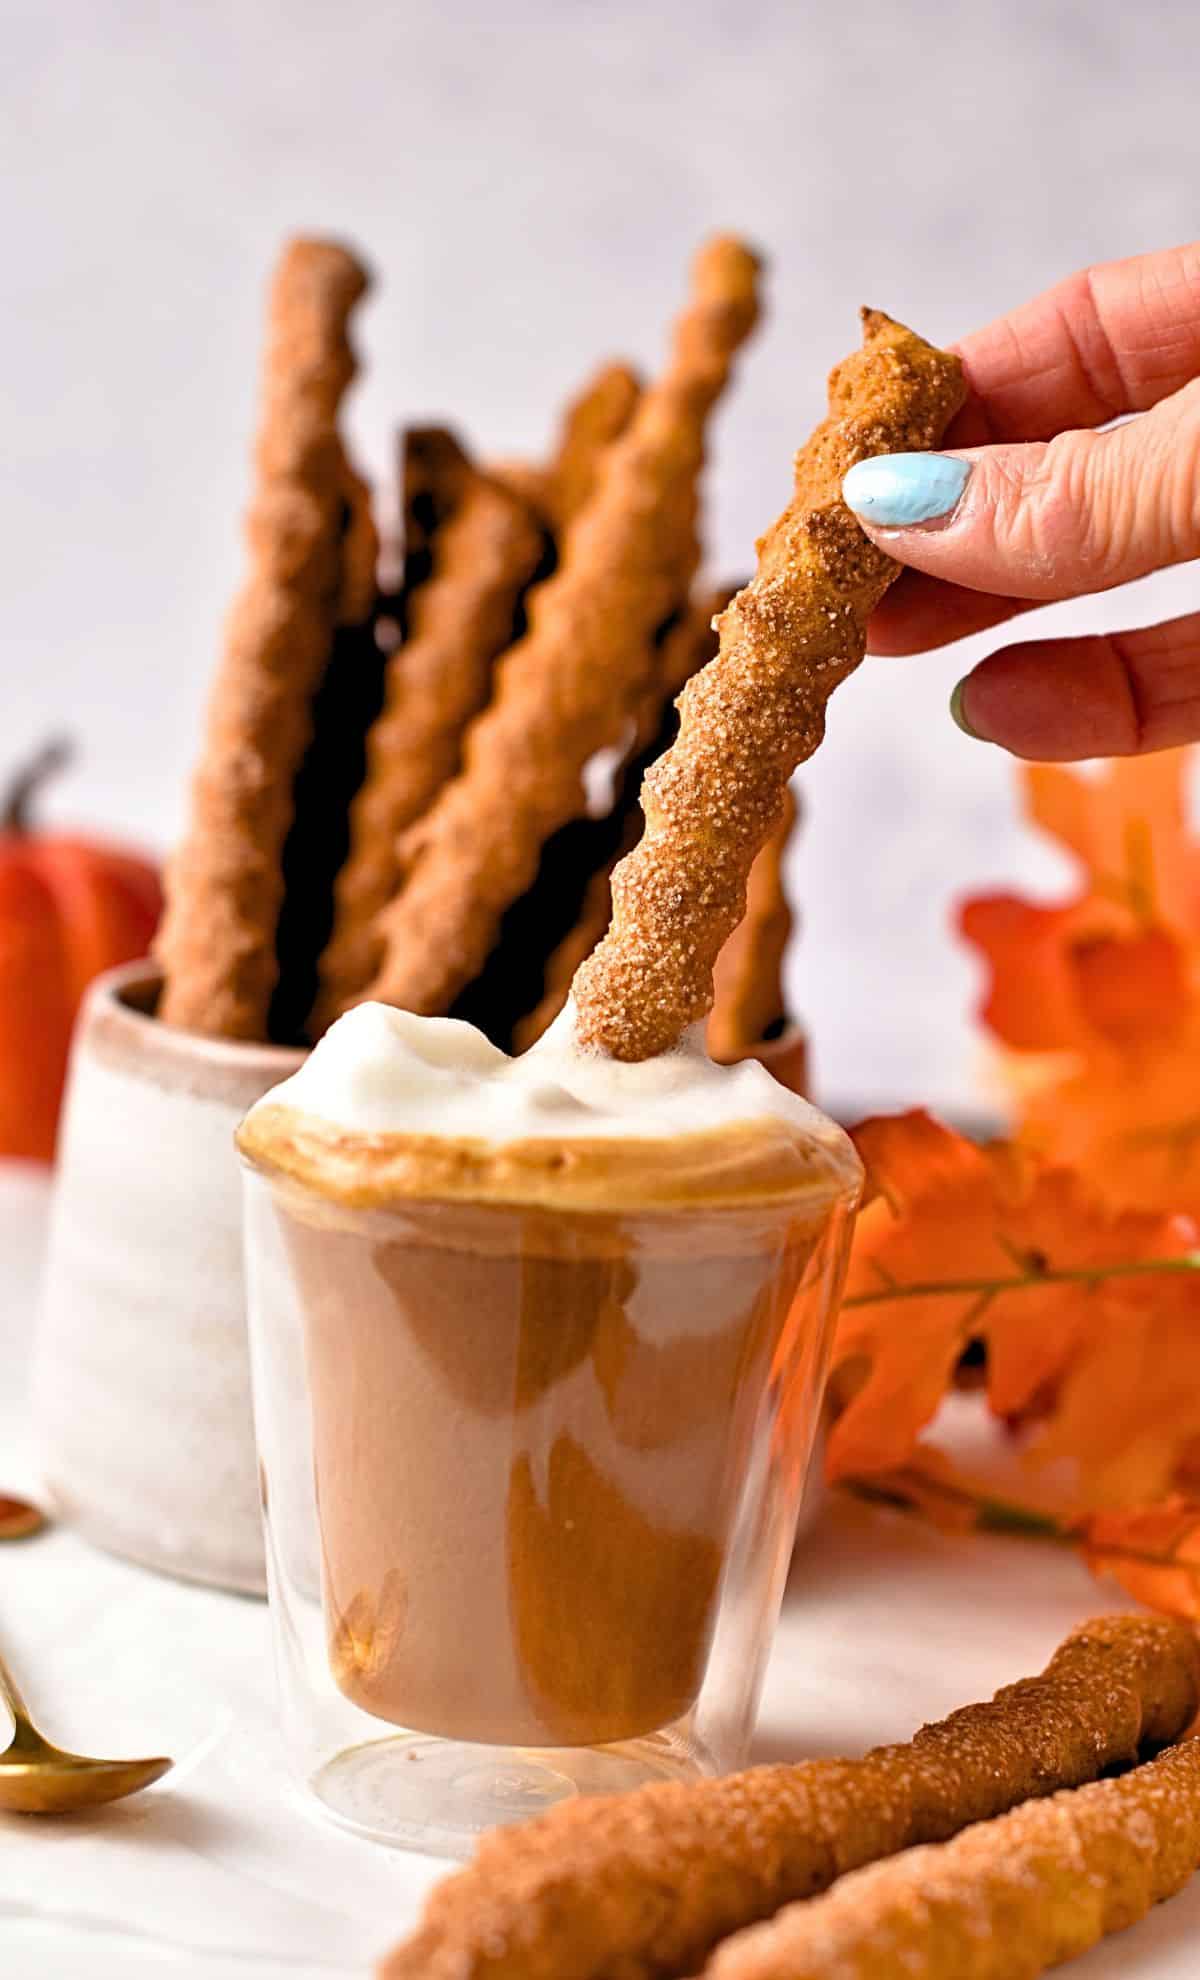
4;0;1199;1112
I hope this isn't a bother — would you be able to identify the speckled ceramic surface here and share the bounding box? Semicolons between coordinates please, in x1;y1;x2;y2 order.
31;961;304;1594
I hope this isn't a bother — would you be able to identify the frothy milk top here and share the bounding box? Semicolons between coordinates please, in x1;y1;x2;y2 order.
252;1002;825;1141
239;1003;862;1212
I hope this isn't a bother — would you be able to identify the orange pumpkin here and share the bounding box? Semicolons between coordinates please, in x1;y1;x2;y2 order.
0;742;161;1162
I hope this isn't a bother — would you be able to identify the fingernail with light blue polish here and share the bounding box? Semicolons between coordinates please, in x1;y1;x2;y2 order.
842;453;971;529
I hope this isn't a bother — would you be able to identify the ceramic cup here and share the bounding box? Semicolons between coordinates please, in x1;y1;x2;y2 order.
30;964;808;1599
31;961;303;1594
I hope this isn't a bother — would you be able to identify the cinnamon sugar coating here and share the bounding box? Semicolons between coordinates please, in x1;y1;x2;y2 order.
573;308;965;1060
377;1616;1198;1980
701;1735;1200;1980
156;237;372;1040
707;790;795;1063
490;362;639;531
516;802;794;1063
515;583;790;1059
494;586;740;1057
317;467;545;1023
546;359;642;530
360;237;762;1017
657;581;744;700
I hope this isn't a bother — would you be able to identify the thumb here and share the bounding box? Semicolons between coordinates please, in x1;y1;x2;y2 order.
841;378;1200;602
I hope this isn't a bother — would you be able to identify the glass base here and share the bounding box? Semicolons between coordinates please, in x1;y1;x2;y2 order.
308;1724;708;1857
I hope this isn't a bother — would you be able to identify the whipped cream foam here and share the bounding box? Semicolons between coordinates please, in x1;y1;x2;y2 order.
246;1000;830;1146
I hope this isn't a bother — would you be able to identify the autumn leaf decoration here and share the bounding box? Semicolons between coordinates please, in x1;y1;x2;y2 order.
960;747;1200;1217
827;1109;1200;1618
819;745;1200;1619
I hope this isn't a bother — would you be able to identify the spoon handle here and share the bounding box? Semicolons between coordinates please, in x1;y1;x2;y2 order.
0;1649;39;1749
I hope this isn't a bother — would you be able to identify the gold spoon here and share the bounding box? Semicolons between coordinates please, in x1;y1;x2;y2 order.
0;1638;172;1814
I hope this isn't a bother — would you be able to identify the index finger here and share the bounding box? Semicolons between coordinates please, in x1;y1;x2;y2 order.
945;241;1200;446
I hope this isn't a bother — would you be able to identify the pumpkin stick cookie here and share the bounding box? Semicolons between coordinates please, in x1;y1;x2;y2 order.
515;810;792;1061
360;235;762;1018
156;236;372;1040
707;789;795;1062
378;1616;1199;1980
657;580;743;700
337;451;381;626
440;583;737;1053
572;307;965;1061
664;597;796;1064
316;467;545;1023
522;803;800;1061
545;359;642;530
491;362;641;530
513;582;745;1054
514;855;629;1053
397;424;471;604
699;1737;1200;1980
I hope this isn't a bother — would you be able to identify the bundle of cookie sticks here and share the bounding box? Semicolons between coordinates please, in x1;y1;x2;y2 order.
154;234;796;1068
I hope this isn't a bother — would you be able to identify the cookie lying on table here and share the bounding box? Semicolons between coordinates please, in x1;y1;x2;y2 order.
380;1615;1199;1980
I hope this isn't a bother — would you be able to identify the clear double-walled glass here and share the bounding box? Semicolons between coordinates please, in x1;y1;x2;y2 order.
240;1122;859;1856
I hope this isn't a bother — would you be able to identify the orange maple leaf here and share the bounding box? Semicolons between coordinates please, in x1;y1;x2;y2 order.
1080;1498;1200;1622
1017;1020;1200;1221
845;1461;1200;1625
1024;750;1200;932
828;1112;1200;1507
960;747;1200;1215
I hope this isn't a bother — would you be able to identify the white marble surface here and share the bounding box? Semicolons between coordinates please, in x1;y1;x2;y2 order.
4;1;1200;1115
3;1162;1200;1976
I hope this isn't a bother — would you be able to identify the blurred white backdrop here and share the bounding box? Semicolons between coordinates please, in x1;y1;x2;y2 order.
3;0;1198;1111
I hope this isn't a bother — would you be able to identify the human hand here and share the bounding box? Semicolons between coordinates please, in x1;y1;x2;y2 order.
841;244;1200;759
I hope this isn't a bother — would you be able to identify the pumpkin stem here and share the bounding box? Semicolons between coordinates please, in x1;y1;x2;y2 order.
2;738;73;836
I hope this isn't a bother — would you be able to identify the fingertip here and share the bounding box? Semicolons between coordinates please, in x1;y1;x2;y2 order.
953;636;1141;761
867;572;1034;657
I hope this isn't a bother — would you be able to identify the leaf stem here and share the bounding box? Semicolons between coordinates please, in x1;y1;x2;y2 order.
842;1251;1200;1308
846;1475;1073;1542
849;1473;1200;1583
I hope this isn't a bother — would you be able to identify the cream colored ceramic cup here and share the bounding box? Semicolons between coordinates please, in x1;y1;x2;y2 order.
31;962;303;1593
